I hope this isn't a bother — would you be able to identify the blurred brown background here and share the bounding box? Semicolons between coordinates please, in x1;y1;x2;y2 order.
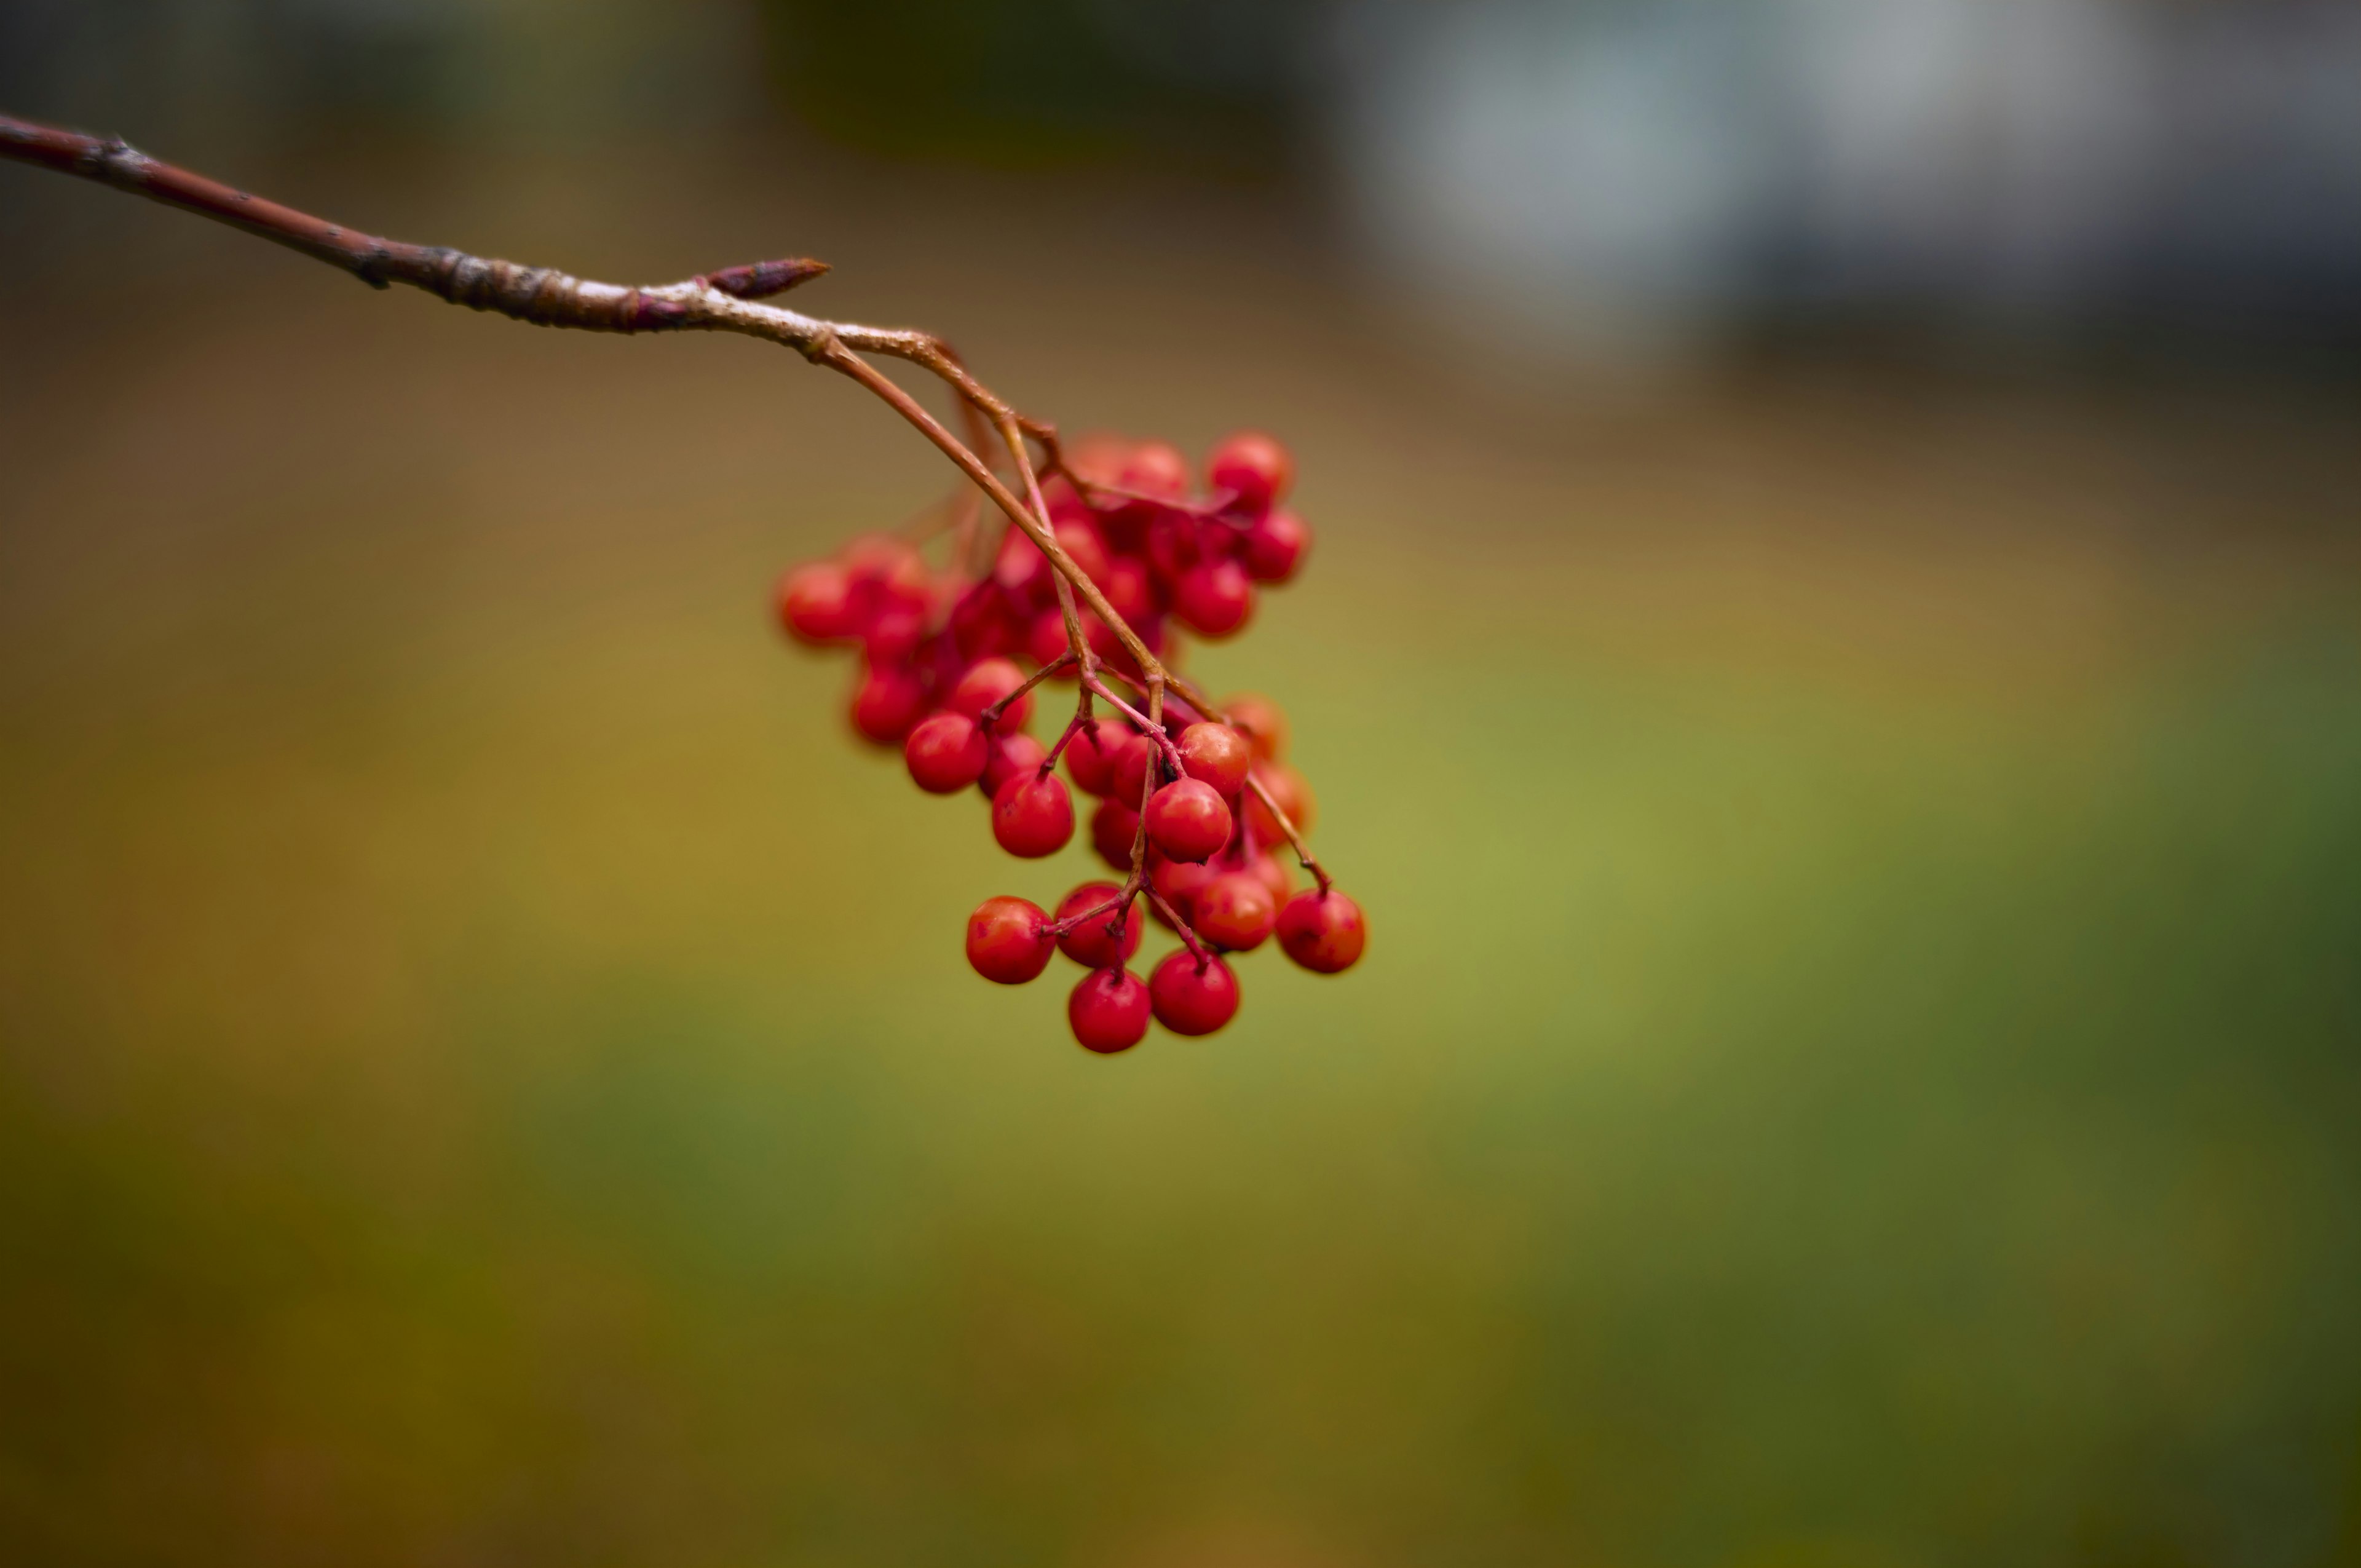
4;2;2361;1565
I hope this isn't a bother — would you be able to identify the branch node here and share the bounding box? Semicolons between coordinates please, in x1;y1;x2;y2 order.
698;258;829;299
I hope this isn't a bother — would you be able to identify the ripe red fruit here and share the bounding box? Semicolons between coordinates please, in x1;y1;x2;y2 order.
995;522;1104;604
1146;513;1201;587
1173;559;1256;639
966;896;1055;984
1065;433;1134;487
1148;853;1218;924
1120;440;1190;500
842;533;922;585
1174;722;1253;799
992;772;1075;858
948;657;1033;731
1222;694;1288;762
904;711;989;793
950;582;1022;661
850;663;928;745
1145;777;1234;864
1054;882;1143;968
1091;798;1142;871
1206;431;1294;513
1149;951;1241;1036
1054;520;1111;588
1040;472;1092;524
993;524;1054;603
863;607;927;665
778;561;863;644
1276;889;1367;974
842;535;931;619
1244;762;1316;841
1069;967;1152;1054
1249;851;1295;903
1242;507;1311;584
1025;607;1070;670
1192;872;1278;952
1098;556;1158;626
979;731;1049;798
1063;719;1123;796
1098;619;1157;683
1026;606;1118;672
1109;729;1163;807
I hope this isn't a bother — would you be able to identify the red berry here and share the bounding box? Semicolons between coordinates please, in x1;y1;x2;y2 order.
1174;722;1253;799
1069;966;1152;1054
863;607;927;665
1120;440;1190;500
1193;872;1278;952
1065;433;1133;488
850;664;928;745
1244;762;1316;841
842;535;931;619
995;522;1104;605
1026;606;1118;673
1206;431;1294;513
1054;881;1143;968
1098;618;1157;683
778;561;863;644
1276;889;1366;974
979;731;1049;799
1249;851;1295;903
1173;559;1255;639
1041;472;1091;524
1149;951;1241;1036
1024;607;1070;672
993;525;1055;604
950;582;1022;661
1091;798;1142;871
948;657;1032;731
1242;507;1311;584
992;772;1075;858
1222;694;1288;762
842;533;922;584
1055;520;1111;587
1099;556;1158;626
904;711;989;793
1147;514;1200;586
965;896;1055;984
1145;778;1234;864
1148;853;1217;924
1108;728;1159;807
1064;718;1123;797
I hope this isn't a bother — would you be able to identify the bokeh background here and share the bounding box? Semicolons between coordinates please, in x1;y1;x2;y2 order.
6;2;2361;1564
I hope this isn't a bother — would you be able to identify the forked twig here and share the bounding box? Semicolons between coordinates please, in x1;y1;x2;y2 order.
1;109;1339;987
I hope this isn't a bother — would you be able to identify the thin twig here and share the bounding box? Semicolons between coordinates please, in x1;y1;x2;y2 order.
1245;774;1331;893
0;111;1174;694
0;108;1325;934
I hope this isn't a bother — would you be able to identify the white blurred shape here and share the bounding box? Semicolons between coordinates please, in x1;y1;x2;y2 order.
1324;0;2361;362
1332;0;1776;362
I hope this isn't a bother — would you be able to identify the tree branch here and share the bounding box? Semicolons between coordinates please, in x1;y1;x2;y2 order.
0;111;1177;692
1;109;1331;973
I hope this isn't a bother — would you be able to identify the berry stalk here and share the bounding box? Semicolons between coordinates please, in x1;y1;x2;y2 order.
0;108;1364;1054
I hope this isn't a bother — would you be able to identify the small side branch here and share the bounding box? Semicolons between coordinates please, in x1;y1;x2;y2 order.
0;110;1219;723
1;108;1331;944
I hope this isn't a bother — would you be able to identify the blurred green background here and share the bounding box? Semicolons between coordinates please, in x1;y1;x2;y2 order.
5;2;2361;1564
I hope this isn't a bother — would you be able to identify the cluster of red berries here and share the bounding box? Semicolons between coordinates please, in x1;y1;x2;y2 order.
776;429;1365;1054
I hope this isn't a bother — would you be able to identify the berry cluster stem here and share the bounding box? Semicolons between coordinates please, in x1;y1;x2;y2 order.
2;108;1347;964
975;654;1075;732
0;110;1179;695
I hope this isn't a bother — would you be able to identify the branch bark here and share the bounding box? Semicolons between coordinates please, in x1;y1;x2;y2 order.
0;109;1323;946
0;111;1194;699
